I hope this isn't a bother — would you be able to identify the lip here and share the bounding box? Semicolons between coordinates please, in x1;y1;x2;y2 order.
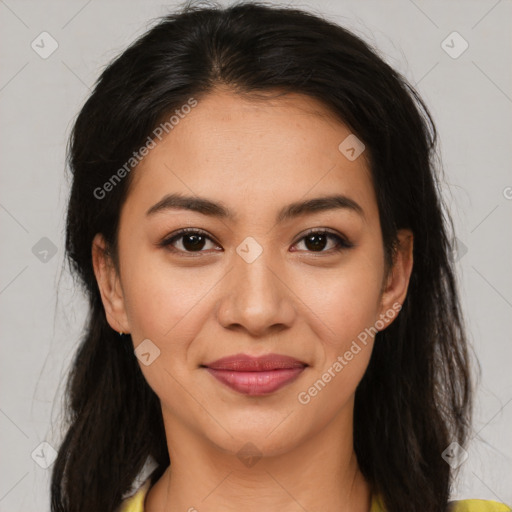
202;353;308;396
204;353;307;371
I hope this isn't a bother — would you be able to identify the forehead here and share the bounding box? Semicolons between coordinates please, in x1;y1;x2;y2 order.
125;89;377;222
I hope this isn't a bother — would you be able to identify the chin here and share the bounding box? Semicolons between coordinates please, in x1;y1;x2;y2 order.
203;416;304;460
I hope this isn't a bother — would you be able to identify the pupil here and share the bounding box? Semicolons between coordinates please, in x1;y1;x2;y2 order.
305;234;326;251
183;234;205;251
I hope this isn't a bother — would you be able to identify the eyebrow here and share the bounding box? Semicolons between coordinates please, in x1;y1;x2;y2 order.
146;193;365;222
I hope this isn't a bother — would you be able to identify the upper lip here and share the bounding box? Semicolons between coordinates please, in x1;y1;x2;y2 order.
202;353;307;371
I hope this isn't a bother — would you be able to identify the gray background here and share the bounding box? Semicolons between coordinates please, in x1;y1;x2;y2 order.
0;0;511;510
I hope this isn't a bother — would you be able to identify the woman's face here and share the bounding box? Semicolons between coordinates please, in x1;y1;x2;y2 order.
93;88;412;458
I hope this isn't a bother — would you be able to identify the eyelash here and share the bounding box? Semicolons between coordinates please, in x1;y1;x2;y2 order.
158;227;354;256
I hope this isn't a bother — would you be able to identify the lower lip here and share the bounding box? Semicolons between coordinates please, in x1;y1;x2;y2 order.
205;367;306;396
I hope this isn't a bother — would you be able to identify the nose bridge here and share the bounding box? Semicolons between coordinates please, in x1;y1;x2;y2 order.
217;238;295;335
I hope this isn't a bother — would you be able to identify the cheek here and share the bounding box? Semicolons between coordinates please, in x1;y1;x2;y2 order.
121;249;218;342
120;254;217;395
294;262;382;421
299;258;384;346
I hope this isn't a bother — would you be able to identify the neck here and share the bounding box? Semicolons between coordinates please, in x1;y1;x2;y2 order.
145;399;372;512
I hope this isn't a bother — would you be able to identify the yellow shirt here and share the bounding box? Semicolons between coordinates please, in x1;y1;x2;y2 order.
117;479;512;512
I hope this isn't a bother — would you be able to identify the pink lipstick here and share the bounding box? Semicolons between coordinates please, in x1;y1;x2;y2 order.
202;353;307;396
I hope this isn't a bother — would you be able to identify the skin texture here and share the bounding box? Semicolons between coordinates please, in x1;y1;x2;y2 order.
92;88;413;512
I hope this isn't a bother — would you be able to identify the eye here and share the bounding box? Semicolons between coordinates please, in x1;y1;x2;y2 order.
291;229;353;254
158;228;353;256
158;228;221;255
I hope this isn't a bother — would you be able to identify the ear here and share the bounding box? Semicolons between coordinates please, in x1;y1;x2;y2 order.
378;229;414;328
91;233;130;334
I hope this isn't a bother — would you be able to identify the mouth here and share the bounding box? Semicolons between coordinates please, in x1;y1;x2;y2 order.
201;353;308;396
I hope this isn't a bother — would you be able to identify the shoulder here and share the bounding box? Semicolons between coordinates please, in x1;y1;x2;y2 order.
447;500;512;512
371;495;511;512
116;478;152;512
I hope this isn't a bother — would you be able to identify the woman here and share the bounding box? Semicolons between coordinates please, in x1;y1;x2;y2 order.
50;1;511;511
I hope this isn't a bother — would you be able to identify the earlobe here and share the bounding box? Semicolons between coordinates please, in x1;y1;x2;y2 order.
378;229;414;327
91;233;130;334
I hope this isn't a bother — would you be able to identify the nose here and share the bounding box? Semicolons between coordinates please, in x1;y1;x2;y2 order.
216;246;297;338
